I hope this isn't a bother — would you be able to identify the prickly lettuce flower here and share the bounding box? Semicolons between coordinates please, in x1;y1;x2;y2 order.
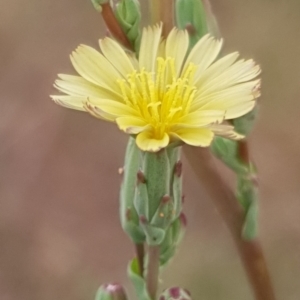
51;25;260;152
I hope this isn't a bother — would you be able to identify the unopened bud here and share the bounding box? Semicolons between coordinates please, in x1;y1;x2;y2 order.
115;0;141;50
159;287;192;300
175;0;208;47
95;283;128;300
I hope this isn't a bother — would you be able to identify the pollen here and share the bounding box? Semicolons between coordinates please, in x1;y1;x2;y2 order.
117;58;197;139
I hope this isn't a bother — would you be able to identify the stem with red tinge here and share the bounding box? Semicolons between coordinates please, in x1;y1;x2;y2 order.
101;2;133;50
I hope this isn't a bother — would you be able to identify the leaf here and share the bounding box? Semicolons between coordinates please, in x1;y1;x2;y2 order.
127;258;151;300
242;200;259;240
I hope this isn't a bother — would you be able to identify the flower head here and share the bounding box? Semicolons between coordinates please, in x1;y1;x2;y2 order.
51;25;261;152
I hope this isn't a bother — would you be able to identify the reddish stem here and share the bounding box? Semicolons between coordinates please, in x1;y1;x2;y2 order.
238;140;251;165
184;146;276;300
150;0;174;37
161;0;174;37
146;246;160;300
135;243;145;277
101;3;133;50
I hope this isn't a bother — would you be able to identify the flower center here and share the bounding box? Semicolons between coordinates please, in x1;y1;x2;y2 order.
118;58;197;139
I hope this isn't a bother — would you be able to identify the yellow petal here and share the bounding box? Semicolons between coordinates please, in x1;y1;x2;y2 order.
195;57;261;95
224;101;256;119
208;124;244;140
183;34;223;76
70;45;121;91
175;110;225;127
194;52;239;85
157;38;166;58
136;130;169;152
87;98;139;119
165;28;189;76
171;127;214;147
116;116;149;134
126;52;139;69
196;79;260;100
83;102;115;121
192;80;259;119
139;24;162;72
99;37;135;76
50;95;86;111
55;74;123;101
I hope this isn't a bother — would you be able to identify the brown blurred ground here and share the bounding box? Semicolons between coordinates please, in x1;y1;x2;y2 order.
0;0;300;299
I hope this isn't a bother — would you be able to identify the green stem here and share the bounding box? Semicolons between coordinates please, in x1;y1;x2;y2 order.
146;246;160;299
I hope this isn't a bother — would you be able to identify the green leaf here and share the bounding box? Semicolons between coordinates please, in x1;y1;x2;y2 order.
237;175;259;240
211;137;248;176
140;223;166;246
128;258;151;300
242;200;259;240
134;176;150;220
160;216;186;266
233;106;259;136
120;137;145;243
143;150;171;220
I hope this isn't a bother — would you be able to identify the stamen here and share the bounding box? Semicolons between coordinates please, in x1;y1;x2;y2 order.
116;58;197;139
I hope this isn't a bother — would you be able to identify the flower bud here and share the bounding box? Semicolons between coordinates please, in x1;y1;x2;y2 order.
121;139;185;246
159;287;192;300
115;0;141;50
130;147;185;246
175;0;208;47
95;283;128;300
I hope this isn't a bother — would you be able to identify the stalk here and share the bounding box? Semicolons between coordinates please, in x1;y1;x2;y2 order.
101;2;133;49
184;146;276;300
146;246;160;300
135;243;145;277
150;0;174;36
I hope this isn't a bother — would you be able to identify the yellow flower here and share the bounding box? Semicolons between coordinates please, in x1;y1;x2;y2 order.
51;25;261;152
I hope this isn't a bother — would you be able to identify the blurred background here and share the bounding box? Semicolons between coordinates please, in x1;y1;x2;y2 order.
1;0;300;299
